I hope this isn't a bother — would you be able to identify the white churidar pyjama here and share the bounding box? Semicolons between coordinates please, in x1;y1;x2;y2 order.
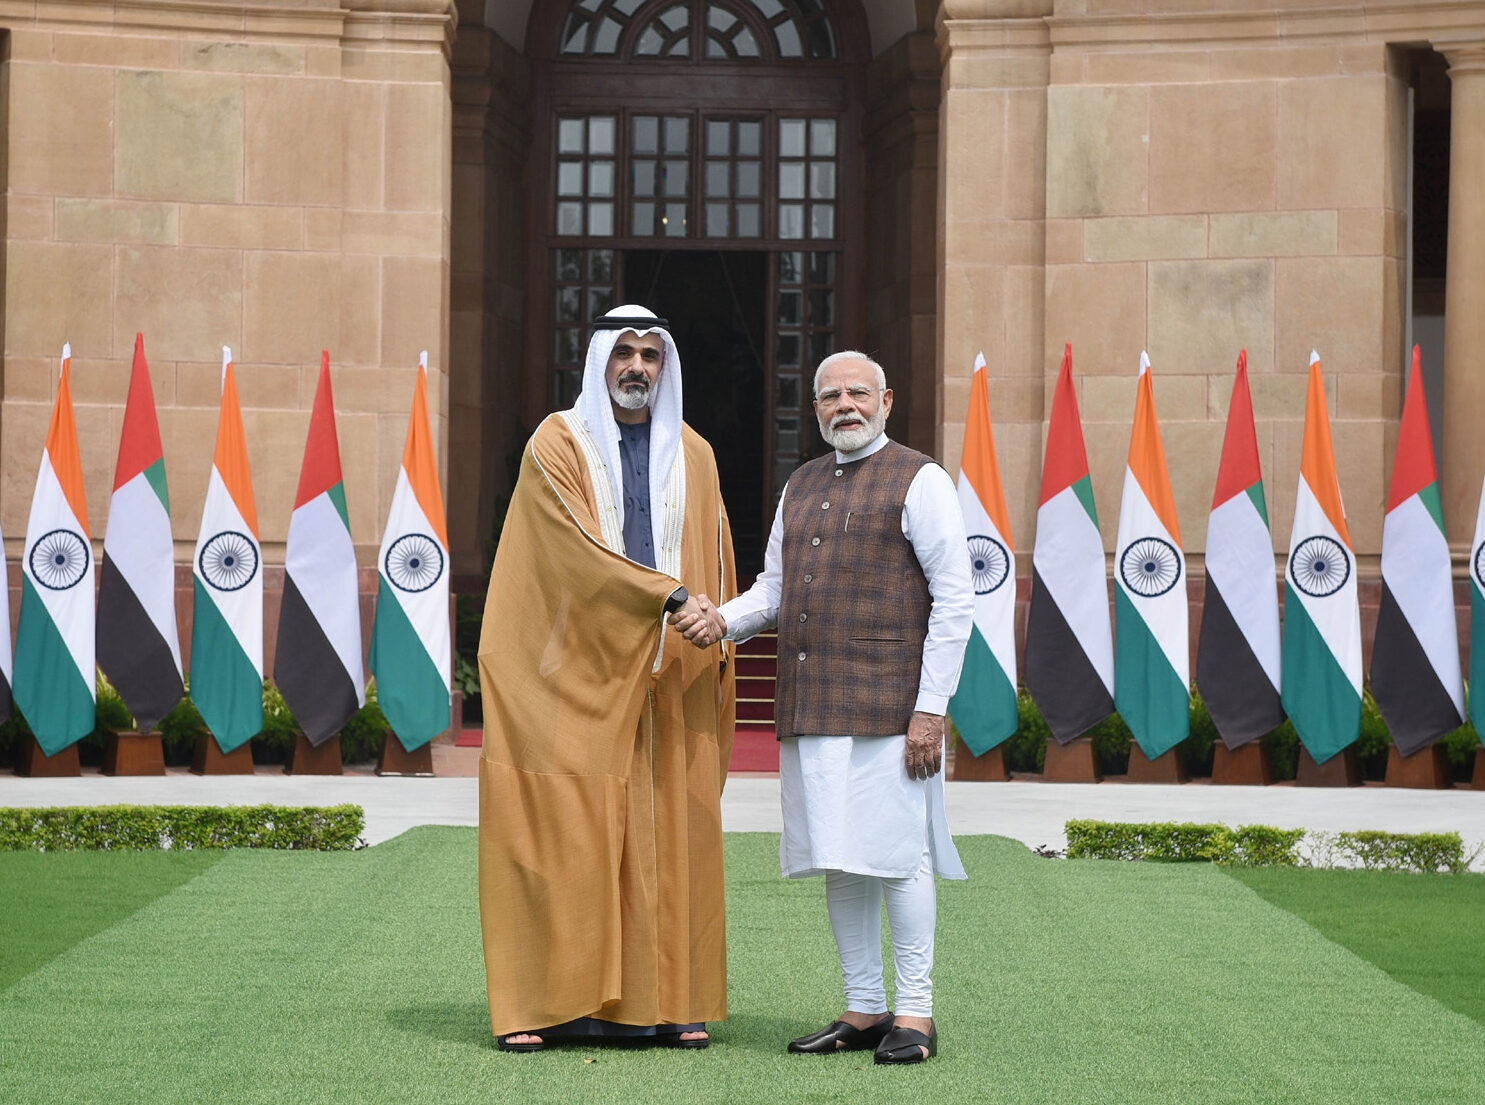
825;848;937;1017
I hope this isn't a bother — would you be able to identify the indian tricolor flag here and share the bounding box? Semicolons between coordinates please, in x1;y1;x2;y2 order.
1370;345;1463;754
1025;343;1114;742
1281;351;1362;763
1113;354;1188;758
948;353;1017;755
370;352;451;751
1469;465;1485;739
0;511;11;723
14;344;96;754
191;348;263;753
1196;350;1283;747
98;333;183;732
273;353;365;744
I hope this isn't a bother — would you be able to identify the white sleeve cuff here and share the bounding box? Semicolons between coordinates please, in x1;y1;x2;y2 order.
914;692;950;716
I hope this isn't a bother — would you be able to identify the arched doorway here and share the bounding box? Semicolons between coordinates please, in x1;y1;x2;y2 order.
522;0;870;571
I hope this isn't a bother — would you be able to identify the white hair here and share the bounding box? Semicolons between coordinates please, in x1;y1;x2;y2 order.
813;350;887;397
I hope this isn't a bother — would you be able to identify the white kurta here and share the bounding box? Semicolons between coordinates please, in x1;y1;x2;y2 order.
718;434;974;880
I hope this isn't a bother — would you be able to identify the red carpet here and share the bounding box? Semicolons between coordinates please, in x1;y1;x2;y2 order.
728;726;780;773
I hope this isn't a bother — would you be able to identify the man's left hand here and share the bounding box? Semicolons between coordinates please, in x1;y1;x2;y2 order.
905;711;944;780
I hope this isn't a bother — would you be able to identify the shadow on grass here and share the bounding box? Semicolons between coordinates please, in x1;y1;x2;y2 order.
385;1004;803;1055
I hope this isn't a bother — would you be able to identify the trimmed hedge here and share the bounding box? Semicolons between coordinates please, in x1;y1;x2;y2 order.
0;804;365;852
1314;830;1470;875
1065;820;1305;867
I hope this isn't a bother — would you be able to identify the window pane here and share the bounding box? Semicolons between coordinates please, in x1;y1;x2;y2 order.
706;36;728;59
593;17;622;52
737;121;762;157
660;3;687;30
705;161;730;197
636;27;665;54
775;417;799;453
588;287;614;319
577;0;601;11
558;118;585;154
705;203;729;237
589;161;614;197
778;290;801;326
810;203;834;239
633;160;656;196
668;36;690;56
810;118;837;157
557;202;583;235
779;118;806;158
590;250;614;280
589;202;614;236
779;163;805;200
775;22;803;58
614;0;644;13
776;332;801;366
775;374;800;410
561;17;588;54
736;161;761;198
810;332;833;364
735;27;760;57
633;201;656;236
779;251;804;284
664;117;689;154
589;117;616;155
663;203;687;236
752;0;784;18
556;286;581;323
633;116;659;155
556;328;581;365
662;160;689;197
809;290;834;327
554;368;582;409
557;161;584;197
736;203;761;237
810;162;835;199
556;249;583;282
706;120;730;157
708;5;736;30
809;252;834;284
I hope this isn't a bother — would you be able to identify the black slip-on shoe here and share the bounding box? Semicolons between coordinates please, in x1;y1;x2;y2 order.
873;1023;937;1064
787;1013;895;1054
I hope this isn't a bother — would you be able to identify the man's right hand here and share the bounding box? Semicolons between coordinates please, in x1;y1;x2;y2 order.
668;594;726;647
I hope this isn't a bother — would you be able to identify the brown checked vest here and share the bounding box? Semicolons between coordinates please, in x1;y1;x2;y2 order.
774;439;934;739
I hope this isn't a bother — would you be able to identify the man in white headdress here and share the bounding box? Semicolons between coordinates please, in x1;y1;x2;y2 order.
477;306;736;1051
675;350;972;1064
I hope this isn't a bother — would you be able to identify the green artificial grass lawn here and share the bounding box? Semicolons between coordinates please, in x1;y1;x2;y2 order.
2;831;1484;1105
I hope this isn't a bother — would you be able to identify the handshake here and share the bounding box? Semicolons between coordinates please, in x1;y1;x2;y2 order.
668;594;727;648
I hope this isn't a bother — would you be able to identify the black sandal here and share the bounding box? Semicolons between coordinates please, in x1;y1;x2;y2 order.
788;1013;894;1054
496;1033;546;1053
874;1023;937;1064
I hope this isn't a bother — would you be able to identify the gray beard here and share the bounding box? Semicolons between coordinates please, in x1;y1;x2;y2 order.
820;408;885;453
609;380;651;410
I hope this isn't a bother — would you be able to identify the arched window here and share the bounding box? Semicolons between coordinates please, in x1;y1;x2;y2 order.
557;0;837;61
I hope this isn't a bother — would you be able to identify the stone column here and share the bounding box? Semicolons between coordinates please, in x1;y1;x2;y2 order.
935;0;1051;541
1440;42;1485;547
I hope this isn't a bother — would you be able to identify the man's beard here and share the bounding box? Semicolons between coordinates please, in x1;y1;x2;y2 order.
819;405;885;453
608;374;651;410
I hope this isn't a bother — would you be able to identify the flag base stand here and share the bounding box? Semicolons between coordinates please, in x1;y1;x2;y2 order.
1212;741;1271;785
15;736;80;777
1295;746;1361;787
1125;744;1187;783
191;736;255;775
1042;737;1100;783
286;732;343;775
102;731;165;776
1383;743;1449;789
377;735;435;777
950;735;1008;781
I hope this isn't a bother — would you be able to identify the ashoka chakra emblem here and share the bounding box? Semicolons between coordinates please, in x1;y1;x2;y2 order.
199;531;259;592
1120;537;1181;598
966;534;1010;596
1475;542;1485;591
385;533;444;593
29;528;89;590
1290;535;1350;598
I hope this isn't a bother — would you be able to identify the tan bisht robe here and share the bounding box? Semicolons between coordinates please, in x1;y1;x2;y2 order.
477;413;736;1037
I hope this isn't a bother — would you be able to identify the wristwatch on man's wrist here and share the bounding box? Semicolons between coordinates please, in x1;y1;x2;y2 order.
663;586;689;614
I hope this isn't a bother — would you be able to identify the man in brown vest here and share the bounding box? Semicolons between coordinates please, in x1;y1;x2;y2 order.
676;351;973;1064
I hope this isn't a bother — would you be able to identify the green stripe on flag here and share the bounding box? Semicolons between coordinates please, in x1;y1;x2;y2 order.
1113;587;1189;759
948;625;1017;756
13;577;94;755
1418;482;1445;536
327;483;350;532
189;578;263;753
1072;475;1098;525
1245;481;1269;527
1281;583;1361;764
369;577;448;751
143;457;170;513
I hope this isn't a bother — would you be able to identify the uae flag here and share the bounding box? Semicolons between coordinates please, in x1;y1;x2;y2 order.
14;344;96;754
1370;345;1463;753
191;348;263;754
370;352;451;751
1196;351;1283;747
1025;343;1114;742
274;352;365;744
1113;354;1188;758
98;333;183;731
0;512;11;722
1281;352;1362;763
948;352;1018;755
1469;467;1485;739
